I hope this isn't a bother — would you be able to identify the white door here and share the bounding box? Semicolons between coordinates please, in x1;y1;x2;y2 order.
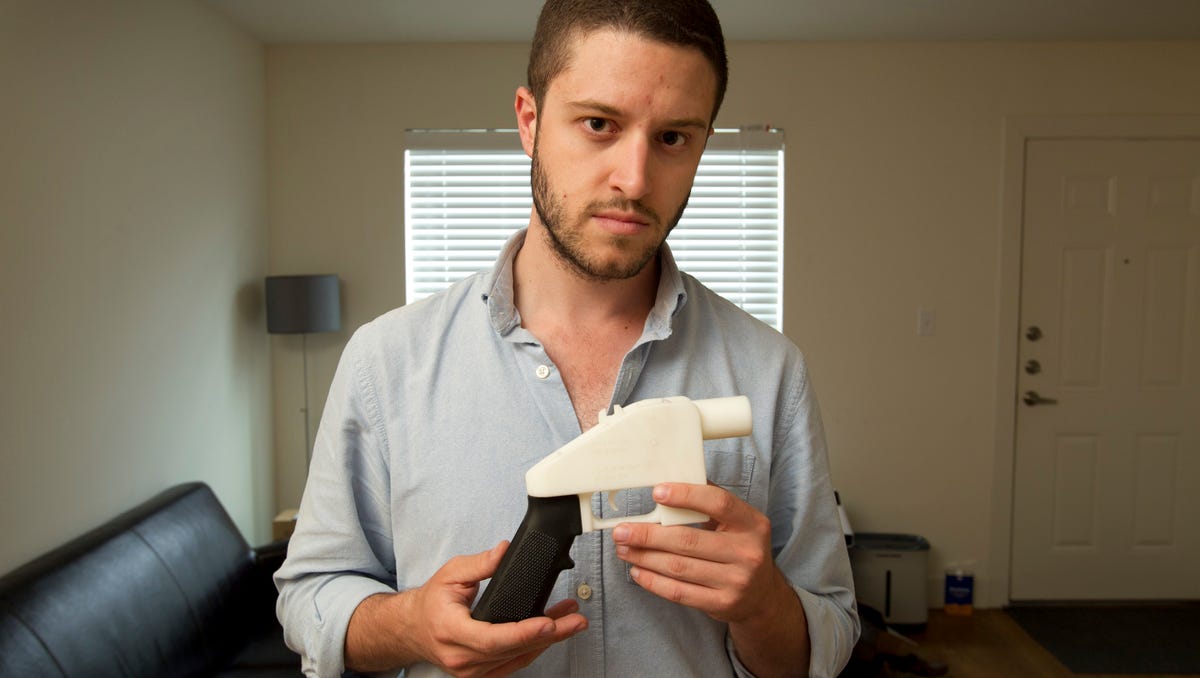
1010;138;1200;601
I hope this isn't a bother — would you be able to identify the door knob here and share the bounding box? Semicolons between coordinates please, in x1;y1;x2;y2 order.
1023;390;1057;406
1026;326;1043;341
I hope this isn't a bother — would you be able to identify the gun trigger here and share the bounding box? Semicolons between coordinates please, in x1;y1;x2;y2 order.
607;490;620;513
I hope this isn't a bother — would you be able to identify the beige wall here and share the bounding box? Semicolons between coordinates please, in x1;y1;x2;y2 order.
265;40;1200;606
0;0;270;573
265;44;530;505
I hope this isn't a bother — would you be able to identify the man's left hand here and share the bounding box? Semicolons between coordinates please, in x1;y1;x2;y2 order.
612;483;792;623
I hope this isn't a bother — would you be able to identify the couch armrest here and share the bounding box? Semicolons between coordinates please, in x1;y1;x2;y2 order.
253;538;290;571
245;538;289;628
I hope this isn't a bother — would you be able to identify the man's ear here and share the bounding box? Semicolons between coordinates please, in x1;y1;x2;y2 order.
515;86;538;157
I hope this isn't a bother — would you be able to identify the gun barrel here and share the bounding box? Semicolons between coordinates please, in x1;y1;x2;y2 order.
694;396;752;439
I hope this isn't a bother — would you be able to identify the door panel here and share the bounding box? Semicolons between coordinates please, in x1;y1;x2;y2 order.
1011;139;1200;600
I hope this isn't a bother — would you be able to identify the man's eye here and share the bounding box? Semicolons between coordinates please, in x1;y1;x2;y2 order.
661;131;687;147
586;118;610;133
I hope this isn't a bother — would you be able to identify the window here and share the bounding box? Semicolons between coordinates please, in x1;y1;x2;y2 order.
404;127;784;329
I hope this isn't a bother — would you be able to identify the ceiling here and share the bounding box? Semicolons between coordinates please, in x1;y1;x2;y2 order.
203;0;1200;44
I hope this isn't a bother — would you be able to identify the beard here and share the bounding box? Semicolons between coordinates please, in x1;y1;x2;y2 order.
530;137;689;281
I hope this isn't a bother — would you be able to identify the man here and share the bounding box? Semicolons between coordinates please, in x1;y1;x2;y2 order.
274;1;859;676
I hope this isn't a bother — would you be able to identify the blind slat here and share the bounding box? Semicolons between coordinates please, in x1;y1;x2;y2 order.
405;130;784;329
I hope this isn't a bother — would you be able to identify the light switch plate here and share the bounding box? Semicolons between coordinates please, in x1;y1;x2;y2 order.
917;307;936;336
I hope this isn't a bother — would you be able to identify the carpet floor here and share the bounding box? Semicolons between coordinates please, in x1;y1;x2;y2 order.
1005;603;1200;674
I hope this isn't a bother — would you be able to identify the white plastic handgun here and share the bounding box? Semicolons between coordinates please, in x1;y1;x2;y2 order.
471;395;752;623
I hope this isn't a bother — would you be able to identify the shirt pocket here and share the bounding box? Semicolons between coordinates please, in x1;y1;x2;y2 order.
617;447;758;582
619;447;756;520
704;447;756;503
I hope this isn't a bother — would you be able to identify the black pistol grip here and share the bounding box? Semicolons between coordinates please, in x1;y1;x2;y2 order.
471;495;583;623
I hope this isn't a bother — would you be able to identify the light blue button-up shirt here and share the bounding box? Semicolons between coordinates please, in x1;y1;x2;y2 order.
275;230;859;677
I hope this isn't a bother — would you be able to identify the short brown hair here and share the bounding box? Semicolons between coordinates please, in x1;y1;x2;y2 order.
527;0;728;124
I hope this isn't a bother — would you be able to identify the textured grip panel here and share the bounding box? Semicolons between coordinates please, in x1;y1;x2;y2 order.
471;495;582;623
482;530;565;623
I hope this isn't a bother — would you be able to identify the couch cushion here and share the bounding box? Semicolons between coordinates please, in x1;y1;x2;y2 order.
213;669;305;678
226;625;301;669
0;527;209;676
0;483;262;677
0;606;66;676
132;484;262;664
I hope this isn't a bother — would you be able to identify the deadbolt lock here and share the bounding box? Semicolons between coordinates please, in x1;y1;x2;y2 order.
1025;360;1041;375
1026;326;1043;341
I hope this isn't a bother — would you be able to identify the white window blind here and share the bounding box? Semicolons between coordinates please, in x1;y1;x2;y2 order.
404;128;784;329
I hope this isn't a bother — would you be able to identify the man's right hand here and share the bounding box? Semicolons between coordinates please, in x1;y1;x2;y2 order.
345;541;588;677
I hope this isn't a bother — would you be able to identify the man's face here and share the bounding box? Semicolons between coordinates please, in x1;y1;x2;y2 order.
520;29;717;281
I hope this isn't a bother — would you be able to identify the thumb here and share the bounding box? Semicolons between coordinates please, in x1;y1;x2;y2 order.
443;541;509;585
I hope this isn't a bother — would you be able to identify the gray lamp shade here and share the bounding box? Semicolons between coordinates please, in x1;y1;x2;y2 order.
265;274;341;334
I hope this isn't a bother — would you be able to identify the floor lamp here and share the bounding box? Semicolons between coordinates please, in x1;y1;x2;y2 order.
265;274;341;470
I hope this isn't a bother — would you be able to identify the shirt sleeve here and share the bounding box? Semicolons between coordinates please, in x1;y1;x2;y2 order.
274;327;398;678
728;353;860;677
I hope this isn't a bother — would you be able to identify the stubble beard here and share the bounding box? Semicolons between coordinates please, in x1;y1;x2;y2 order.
530;138;689;282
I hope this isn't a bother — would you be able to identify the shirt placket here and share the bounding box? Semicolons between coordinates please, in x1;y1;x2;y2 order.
501;336;602;676
501;320;662;677
579;341;657;676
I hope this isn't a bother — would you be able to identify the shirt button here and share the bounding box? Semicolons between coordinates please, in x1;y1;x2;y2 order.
535;364;551;380
576;583;593;601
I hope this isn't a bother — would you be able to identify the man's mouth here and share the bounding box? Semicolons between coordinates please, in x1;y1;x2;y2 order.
592;210;652;235
590;216;648;238
595;211;647;224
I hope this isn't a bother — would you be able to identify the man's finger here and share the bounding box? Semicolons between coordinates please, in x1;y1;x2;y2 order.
623;547;729;587
462;613;588;660
628;564;719;612
543;598;581;619
653;483;753;526
482;647;550;678
615;523;731;565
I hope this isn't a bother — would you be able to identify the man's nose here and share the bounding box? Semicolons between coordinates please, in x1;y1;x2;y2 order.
608;135;651;199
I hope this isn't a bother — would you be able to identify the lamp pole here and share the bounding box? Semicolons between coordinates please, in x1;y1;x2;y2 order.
264;274;341;483
302;332;312;466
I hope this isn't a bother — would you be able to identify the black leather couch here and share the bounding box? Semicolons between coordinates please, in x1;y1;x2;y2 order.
0;482;301;677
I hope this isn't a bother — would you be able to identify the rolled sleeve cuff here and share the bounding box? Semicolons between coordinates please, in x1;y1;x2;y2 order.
302;576;397;678
795;585;858;678
726;632;756;678
724;585;857;678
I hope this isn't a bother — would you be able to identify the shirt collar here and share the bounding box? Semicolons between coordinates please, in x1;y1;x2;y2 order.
481;229;526;334
481;227;688;339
